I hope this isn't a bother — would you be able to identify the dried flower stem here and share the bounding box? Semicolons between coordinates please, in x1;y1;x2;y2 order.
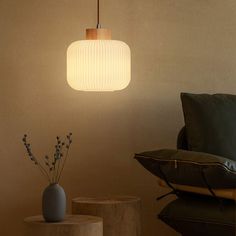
53;144;62;183
37;161;52;183
32;154;51;183
55;152;62;183
22;133;72;184
57;134;72;182
57;147;69;183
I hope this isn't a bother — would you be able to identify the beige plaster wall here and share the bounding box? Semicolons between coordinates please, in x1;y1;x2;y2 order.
1;0;236;235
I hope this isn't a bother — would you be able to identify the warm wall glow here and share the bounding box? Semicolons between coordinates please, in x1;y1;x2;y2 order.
67;40;131;91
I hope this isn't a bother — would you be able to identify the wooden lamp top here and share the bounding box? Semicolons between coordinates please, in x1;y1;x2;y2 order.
86;28;112;40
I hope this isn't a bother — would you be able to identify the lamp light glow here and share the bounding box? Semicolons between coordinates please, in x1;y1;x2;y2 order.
67;39;131;91
66;0;131;92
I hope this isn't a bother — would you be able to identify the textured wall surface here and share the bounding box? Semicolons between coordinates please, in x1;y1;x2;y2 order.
1;0;236;235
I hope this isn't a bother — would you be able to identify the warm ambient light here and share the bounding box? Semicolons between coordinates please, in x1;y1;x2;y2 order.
66;0;131;91
67;38;131;91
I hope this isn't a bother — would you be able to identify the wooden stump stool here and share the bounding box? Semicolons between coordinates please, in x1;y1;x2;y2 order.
72;196;141;236
24;215;103;236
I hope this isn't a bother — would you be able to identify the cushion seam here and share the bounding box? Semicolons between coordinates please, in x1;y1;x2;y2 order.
135;154;236;174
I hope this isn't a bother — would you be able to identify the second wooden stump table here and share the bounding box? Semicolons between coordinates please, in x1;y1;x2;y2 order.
72;196;141;236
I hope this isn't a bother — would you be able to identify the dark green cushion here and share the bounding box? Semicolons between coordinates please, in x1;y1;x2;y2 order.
159;194;236;236
181;93;236;161
135;149;236;188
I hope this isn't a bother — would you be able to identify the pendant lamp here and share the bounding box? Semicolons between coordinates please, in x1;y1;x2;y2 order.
67;0;131;91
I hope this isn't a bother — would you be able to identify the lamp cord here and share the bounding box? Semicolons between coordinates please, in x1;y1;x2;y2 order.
97;0;101;28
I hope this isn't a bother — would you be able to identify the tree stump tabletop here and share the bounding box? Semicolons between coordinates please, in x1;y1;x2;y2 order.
24;215;103;236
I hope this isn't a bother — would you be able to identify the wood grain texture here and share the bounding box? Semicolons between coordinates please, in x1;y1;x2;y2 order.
24;215;103;236
72;196;141;236
86;28;112;40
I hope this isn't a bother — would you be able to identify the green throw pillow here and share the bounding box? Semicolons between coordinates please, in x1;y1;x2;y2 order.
135;149;236;188
181;93;236;161
159;194;236;236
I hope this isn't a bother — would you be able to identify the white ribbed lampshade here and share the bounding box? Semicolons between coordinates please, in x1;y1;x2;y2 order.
67;39;131;91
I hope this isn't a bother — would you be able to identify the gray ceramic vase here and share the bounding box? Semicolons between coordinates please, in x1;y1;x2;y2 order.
42;183;66;222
